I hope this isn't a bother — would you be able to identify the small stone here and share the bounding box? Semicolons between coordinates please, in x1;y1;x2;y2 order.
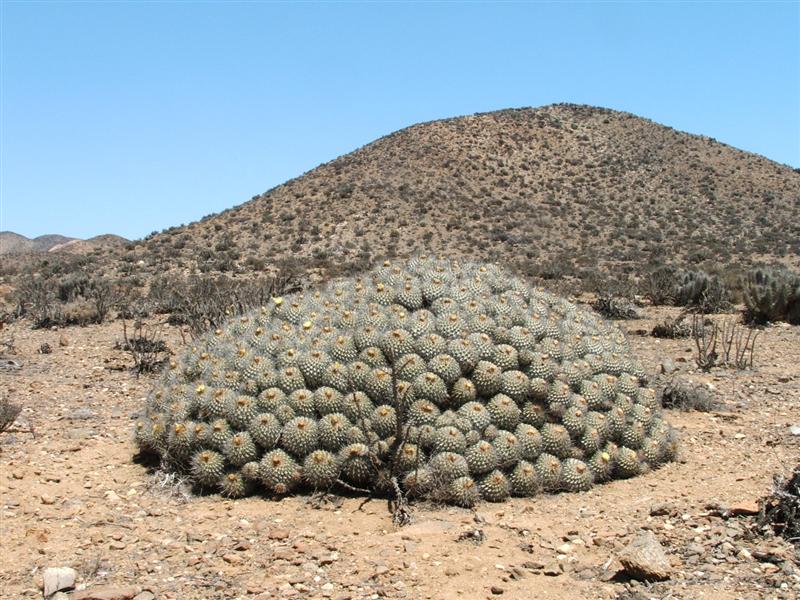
659;359;677;375
789;425;800;436
685;543;704;556
649;503;673;517
69;408;97;421
223;553;243;564
374;565;389;576
617;530;672;581
59;334;69;347
490;586;504;595
41;494;56;505
66;428;93;440
269;529;290;540
557;543;573;554
71;587;138;600
726;500;760;516
42;567;77;596
543;562;562;576
133;593;155;600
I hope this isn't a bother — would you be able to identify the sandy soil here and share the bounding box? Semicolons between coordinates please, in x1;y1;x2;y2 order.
1;307;798;600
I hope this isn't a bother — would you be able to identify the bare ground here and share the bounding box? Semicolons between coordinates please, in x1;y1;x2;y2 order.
1;307;799;600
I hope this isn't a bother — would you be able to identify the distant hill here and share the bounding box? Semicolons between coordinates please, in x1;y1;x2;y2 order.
0;232;76;254
1;232;129;256
108;104;800;281
48;234;130;255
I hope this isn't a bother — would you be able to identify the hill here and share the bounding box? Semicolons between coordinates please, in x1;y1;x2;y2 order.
48;234;130;255
116;104;800;281
0;232;76;254
0;232;129;257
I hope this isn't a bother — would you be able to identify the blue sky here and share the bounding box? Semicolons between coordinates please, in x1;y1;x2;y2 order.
2;2;798;240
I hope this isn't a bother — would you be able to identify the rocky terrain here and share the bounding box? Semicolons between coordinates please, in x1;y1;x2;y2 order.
1;305;798;600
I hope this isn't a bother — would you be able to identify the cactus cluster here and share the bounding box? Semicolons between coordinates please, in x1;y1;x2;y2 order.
673;270;729;312
134;257;678;506
743;265;800;325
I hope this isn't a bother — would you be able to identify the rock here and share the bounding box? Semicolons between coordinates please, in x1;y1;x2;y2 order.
68;408;96;421
659;359;677;375
490;586;504;595
41;494;56;505
617;531;672;581
789;425;800;436
269;529;290;540
223;553;243;564
66;428;94;440
726;500;760;516
543;562;562;576
59;334;69;347
685;543;705;556
133;593;155;600
42;567;77;597
72;587;138;600
649;503;673;517
373;565;389;576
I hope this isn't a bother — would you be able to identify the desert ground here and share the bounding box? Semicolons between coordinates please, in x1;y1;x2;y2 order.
1;306;798;600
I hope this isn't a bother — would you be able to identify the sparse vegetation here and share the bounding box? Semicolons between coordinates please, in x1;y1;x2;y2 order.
658;377;719;412
692;315;759;371
758;466;800;545
591;291;641;320
651;311;692;339
120;319;171;376
0;397;22;434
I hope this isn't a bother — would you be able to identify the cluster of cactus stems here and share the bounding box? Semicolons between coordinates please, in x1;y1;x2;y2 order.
743;265;800;325
673;270;730;312
135;257;678;506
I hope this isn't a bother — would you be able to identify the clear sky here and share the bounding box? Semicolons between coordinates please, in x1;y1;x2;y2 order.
2;1;798;241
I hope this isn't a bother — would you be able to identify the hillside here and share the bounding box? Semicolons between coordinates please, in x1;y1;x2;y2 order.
0;232;75;254
0;232;129;257
48;234;130;255
119;104;800;281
